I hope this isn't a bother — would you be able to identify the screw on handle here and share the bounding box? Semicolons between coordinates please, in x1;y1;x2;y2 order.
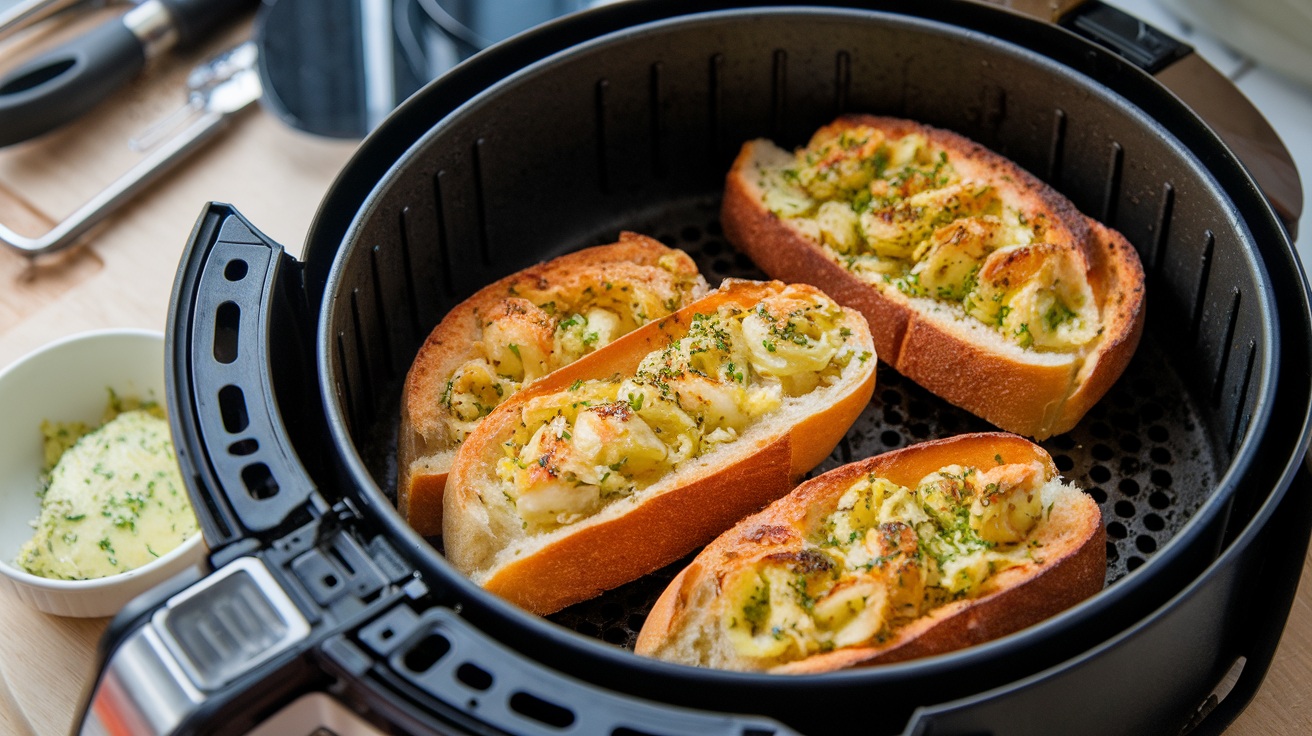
0;17;144;147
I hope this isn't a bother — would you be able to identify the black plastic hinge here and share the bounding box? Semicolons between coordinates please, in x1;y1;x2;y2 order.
1061;1;1192;74
253;497;422;629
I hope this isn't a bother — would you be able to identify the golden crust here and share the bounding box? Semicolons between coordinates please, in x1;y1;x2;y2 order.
721;114;1146;438
398;233;707;535
634;432;1105;672
443;280;878;615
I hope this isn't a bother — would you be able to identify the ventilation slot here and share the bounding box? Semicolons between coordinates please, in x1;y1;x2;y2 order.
456;663;493;691
213;301;241;364
472;138;490;265
510;692;575;729
1102;141;1124;223
335;333;357;434
223;259;248;281
1228;340;1257;453
1190;230;1216;343
369;245;395;380
403;633;451;673
241;463;279;500
649;62;666;179
349;290;376;424
595;79;611;193
834;50;851;115
770;49;787;138
707;53;724;162
432;170;456;298
228;439;258;456
1211;288;1242;407
1152;182;1176;271
1046;108;1066;183
397;207;421;338
218;385;249;433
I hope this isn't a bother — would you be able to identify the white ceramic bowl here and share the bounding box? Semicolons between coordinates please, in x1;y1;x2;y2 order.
0;329;205;618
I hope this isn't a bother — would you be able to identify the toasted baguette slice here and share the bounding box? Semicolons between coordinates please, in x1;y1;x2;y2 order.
722;115;1144;438
635;432;1105;672
398;233;708;535
444;280;878;615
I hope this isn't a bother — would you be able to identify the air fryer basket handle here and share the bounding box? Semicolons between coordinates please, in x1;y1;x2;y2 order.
75;204;801;736
166;203;326;552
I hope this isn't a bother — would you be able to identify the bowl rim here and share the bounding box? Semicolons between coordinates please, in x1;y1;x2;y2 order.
0;532;205;590
0;327;204;591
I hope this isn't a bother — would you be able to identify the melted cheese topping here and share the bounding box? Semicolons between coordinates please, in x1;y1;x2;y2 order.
493;288;867;532
17;411;198;580
721;460;1049;665
754;124;1101;351
440;255;703;444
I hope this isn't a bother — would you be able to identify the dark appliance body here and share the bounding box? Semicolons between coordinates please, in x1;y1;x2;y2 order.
78;2;1312;736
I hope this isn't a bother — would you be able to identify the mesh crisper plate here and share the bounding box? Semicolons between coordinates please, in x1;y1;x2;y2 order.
545;197;1218;650
360;196;1218;650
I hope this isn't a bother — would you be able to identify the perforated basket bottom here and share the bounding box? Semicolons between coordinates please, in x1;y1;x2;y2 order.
544;198;1218;650
361;196;1218;653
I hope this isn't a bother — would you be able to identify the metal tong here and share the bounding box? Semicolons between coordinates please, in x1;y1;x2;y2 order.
0;40;261;258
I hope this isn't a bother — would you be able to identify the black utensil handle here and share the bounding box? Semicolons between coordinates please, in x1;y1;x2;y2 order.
0;17;143;147
159;0;258;49
168;203;327;551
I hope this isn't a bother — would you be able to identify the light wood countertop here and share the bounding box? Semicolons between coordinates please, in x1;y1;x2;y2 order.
0;18;1308;736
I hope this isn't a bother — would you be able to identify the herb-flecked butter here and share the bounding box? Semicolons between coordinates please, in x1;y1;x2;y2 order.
17;410;198;580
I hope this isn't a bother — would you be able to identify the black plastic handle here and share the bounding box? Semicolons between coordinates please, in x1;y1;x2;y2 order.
0;16;144;147
167;203;326;551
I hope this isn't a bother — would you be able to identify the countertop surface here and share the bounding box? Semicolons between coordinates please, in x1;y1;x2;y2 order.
1;5;1311;736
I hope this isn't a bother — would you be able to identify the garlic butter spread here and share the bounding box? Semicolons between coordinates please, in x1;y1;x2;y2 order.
440;255;703;445
494;287;866;532
722;460;1051;665
753;124;1100;351
17;410;197;580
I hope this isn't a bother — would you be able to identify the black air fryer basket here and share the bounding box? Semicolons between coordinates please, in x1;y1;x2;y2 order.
80;2;1312;735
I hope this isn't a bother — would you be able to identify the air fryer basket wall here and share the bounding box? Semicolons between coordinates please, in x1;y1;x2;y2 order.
303;3;1294;730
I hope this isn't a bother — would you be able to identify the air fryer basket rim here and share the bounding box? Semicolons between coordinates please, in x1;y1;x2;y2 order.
325;6;1293;694
305;0;1302;690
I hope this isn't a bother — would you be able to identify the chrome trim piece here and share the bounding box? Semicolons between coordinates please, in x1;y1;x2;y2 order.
154;556;312;692
80;626;204;736
123;0;178;58
79;556;311;735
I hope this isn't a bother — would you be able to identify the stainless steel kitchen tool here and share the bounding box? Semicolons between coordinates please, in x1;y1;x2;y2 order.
0;40;259;258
